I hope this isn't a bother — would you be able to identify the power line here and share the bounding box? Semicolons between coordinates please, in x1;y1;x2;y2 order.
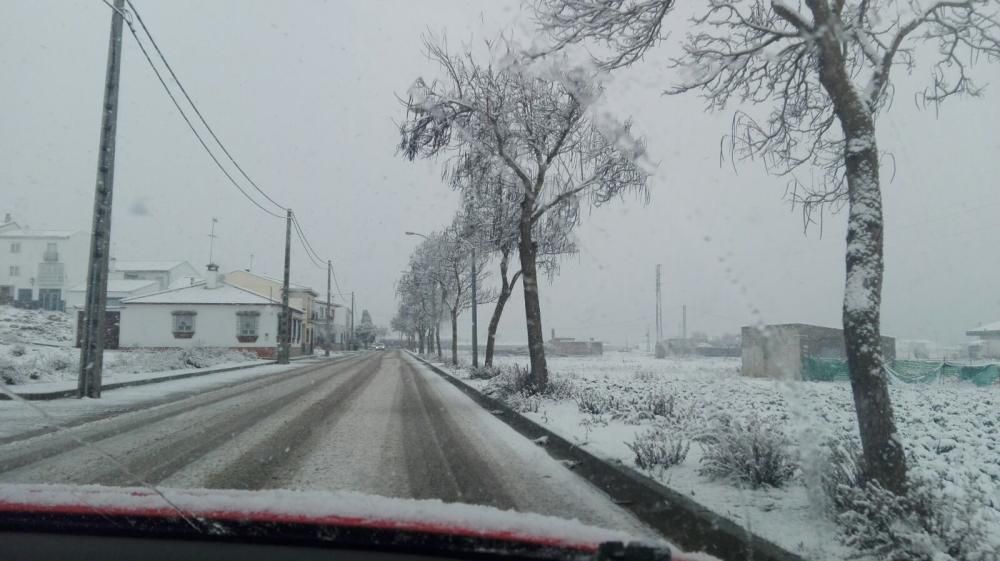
96;0;283;219
290;215;325;270
291;213;326;267
124;0;287;212
290;212;349;302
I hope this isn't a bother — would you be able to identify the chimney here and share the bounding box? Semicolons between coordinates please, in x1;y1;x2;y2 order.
206;263;220;289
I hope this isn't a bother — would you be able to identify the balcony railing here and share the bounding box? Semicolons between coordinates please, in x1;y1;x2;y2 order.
43;250;59;262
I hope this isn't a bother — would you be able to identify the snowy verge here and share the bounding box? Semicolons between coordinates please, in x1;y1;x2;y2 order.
423;352;999;561
410;353;797;561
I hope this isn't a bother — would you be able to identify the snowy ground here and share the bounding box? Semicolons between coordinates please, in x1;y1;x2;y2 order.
433;351;1000;561
0;352;662;544
0;306;262;386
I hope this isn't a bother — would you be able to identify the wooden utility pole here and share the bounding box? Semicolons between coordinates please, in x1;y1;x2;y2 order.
350;292;355;350
655;264;663;342
78;0;125;399
471;247;478;368
682;304;687;341
326;260;331;357
277;209;292;364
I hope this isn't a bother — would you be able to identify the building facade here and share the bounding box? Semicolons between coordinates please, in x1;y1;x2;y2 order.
223;270;319;354
742;323;897;380
109;260;201;290
966;321;1000;360
119;271;305;358
0;223;89;310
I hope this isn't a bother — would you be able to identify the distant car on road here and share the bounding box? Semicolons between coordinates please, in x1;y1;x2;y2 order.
373;343;386;351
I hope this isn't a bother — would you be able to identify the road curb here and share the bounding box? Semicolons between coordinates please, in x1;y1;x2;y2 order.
1;353;333;402
408;353;807;561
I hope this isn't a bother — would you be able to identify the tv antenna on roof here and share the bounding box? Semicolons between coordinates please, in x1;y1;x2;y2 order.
208;217;219;265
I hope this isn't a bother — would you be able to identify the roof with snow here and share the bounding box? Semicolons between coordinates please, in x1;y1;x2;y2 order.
112;260;188;272
122;280;302;312
225;270;316;294
0;229;79;239
966;321;1000;336
68;279;159;293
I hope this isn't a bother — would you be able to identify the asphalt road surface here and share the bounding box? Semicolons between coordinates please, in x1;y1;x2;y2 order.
0;351;656;537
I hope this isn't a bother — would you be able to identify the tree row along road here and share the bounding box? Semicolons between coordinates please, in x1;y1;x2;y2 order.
0;351;655;538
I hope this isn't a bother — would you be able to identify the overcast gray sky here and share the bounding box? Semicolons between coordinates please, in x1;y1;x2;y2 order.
2;0;999;347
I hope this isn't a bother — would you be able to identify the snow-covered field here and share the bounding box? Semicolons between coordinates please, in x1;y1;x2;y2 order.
0;306;261;386
438;351;1000;561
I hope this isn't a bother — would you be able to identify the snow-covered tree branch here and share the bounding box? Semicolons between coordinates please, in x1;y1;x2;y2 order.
398;35;650;388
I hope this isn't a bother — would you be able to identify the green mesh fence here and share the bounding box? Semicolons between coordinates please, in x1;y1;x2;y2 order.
801;357;1000;386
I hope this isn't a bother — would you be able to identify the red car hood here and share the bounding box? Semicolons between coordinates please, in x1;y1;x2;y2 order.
0;484;686;560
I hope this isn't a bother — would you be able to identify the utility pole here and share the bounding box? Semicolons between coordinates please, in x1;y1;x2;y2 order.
682;304;687;341
350;292;355;351
326;260;332;357
655;264;663;342
471;247;478;368
277;209;292;364
78;0;125;399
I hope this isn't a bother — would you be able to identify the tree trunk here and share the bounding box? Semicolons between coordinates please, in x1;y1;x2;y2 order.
450;310;459;366
435;325;442;359
518;206;548;389
840;126;907;495
804;19;907;494
417;328;426;355
485;248;519;368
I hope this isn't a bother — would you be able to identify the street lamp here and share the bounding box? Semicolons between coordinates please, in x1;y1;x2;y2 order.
405;231;479;368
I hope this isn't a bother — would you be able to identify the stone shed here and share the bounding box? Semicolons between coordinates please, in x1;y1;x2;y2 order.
741;323;896;380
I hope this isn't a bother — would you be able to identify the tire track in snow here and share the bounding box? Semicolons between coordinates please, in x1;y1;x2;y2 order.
201;353;385;490
401;357;517;510
0;354;372;484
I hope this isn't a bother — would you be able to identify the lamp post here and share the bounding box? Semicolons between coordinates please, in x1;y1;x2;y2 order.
405;231;479;367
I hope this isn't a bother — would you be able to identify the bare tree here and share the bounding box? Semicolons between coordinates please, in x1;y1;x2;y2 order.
455;158;578;367
399;36;649;389
536;0;999;494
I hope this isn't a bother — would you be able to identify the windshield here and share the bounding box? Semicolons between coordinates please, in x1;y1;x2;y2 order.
2;1;998;560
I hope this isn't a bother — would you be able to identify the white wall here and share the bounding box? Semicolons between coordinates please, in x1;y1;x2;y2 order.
120;303;283;350
0;231;88;299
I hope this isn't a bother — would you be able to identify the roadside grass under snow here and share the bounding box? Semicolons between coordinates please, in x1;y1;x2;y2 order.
437;351;999;561
0;306;260;386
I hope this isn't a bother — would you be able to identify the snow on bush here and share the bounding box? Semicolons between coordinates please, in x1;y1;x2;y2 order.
105;347;257;374
0;345;258;386
480;364;574;414
819;436;1000;561
830;471;1000;561
0;306;73;345
485;364;534;399
694;413;797;488
469;365;502;380
627;428;690;471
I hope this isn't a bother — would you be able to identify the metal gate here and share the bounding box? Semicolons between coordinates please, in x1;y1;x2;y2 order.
75;310;120;350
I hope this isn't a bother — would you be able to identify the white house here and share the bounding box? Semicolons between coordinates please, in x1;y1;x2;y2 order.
223;270;319;354
0;219;89;310
119;266;305;358
110;259;201;290
313;298;351;350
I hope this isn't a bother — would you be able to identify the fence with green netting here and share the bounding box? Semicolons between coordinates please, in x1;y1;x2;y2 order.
801;357;1000;386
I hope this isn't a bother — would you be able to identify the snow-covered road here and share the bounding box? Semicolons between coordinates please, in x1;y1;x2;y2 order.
0;351;657;539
